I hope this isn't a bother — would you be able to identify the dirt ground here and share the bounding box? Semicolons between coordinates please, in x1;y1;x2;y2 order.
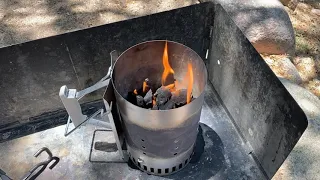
0;0;198;47
291;2;319;56
289;2;320;97
264;0;320;98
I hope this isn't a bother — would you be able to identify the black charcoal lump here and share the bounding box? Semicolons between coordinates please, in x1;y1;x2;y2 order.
171;89;188;105
143;89;153;106
159;99;175;110
136;95;145;107
154;86;172;106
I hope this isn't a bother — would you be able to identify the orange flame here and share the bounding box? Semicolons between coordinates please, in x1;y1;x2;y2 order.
173;68;191;90
164;83;176;92
132;42;194;109
186;63;193;104
161;41;174;85
143;81;148;92
170;64;194;103
174;79;185;90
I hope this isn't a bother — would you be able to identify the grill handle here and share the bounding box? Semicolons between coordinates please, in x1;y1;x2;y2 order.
59;50;118;136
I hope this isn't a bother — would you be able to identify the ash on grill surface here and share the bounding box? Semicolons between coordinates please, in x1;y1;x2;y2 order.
127;85;193;110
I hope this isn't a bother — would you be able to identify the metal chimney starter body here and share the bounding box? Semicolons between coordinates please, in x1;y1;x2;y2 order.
112;41;207;175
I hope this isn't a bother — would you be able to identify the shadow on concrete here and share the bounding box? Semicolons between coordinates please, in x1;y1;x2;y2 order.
285;126;320;180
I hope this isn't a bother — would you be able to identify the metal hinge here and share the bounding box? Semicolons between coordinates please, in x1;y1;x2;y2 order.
59;50;128;163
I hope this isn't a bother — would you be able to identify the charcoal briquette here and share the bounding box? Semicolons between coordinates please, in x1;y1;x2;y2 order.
143;89;153;105
136;95;145;107
155;86;172;106
159;99;175;110
171;89;188;105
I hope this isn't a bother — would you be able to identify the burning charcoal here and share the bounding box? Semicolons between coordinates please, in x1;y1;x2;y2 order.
143;89;153;106
171;89;188;106
159;99;175;110
143;78;149;93
136;95;145;107
154;86;172;106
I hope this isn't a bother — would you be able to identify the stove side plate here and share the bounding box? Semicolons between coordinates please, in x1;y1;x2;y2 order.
207;4;308;179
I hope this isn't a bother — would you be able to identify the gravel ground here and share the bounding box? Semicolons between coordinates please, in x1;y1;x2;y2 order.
263;1;320;98
0;0;198;47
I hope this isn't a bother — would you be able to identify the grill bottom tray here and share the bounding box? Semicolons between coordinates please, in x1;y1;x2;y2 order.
0;83;266;179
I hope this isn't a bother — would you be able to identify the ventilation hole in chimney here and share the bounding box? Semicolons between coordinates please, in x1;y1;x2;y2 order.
151;168;154;173
165;168;169;173
158;169;161;174
172;166;176;172
142;146;146;149
143;152;146;155
164;168;169;173
141;139;145;142
133;158;136;163
143;165;147;171
137;162;141;167
179;164;182;169
185;159;188;165
173;153;177;156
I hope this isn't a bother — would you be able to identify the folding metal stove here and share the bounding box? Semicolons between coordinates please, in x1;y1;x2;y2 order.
0;2;308;180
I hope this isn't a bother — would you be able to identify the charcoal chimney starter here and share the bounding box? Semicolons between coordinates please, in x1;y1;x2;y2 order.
111;40;207;175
